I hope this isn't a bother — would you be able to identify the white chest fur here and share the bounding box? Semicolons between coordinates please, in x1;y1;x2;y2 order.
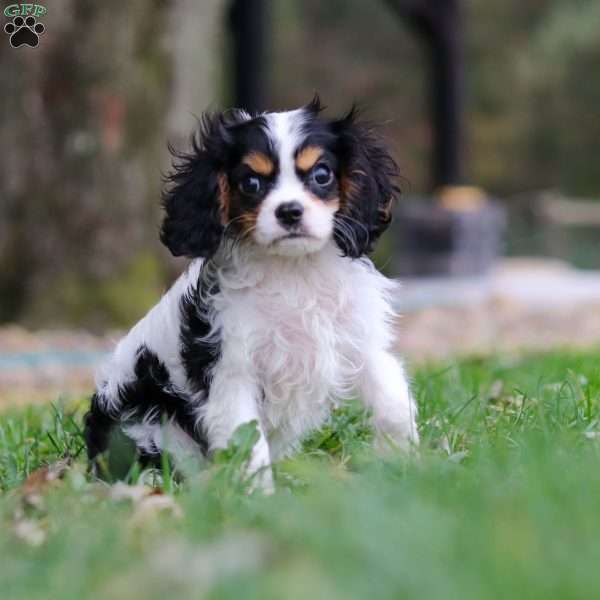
210;244;397;455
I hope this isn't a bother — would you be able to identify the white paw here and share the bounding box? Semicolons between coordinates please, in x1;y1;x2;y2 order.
248;465;275;495
373;417;419;454
246;443;275;494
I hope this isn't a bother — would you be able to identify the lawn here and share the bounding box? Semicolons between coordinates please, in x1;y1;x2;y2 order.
1;350;600;599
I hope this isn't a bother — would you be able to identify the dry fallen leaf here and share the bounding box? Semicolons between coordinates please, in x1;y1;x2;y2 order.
22;459;71;492
130;494;183;527
109;482;156;503
13;515;47;547
106;482;183;527
20;459;71;509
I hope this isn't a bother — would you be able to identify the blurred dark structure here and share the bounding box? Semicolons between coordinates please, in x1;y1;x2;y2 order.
381;1;504;277
230;0;465;189
229;0;268;113
393;192;506;276
385;0;463;188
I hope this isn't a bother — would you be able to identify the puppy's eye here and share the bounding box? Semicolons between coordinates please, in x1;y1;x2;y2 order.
312;164;333;187
239;175;262;195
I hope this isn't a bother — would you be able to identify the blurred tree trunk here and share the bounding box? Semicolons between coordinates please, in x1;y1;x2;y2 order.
167;0;224;145
0;0;225;327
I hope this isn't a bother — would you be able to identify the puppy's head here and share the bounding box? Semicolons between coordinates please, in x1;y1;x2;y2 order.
161;97;398;259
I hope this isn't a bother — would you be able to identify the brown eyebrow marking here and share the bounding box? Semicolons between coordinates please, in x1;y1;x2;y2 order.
242;152;274;176
217;173;230;225
295;145;324;172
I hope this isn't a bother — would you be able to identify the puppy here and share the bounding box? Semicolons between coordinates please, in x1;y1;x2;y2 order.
84;97;418;490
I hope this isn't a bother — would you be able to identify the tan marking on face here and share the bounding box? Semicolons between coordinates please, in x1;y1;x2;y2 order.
328;196;341;213
237;209;259;237
217;173;230;225
379;196;394;225
227;185;260;238
339;173;360;210
306;192;340;212
295;146;324;172
242;152;274;176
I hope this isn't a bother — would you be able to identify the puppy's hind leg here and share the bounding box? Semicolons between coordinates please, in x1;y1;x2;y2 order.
358;350;419;453
84;393;115;459
83;392;126;478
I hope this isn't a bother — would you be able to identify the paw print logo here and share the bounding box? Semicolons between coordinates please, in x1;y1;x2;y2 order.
4;15;45;48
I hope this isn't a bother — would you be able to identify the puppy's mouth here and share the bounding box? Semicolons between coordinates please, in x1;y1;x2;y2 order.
262;229;327;255
273;231;315;243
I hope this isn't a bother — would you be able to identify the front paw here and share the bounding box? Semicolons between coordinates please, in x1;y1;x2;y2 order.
247;464;275;495
246;443;275;494
373;417;419;454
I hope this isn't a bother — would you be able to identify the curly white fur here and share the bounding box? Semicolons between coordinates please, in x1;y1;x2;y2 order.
96;241;418;490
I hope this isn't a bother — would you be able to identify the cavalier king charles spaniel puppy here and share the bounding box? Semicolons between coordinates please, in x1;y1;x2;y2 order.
84;97;418;491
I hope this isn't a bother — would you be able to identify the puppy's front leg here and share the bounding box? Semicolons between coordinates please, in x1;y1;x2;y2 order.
203;368;273;493
359;350;419;453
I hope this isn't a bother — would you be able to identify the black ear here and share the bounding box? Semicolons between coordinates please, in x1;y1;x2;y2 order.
332;108;399;258
160;111;241;258
304;92;325;115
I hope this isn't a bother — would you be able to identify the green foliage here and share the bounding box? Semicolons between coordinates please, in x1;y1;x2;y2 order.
302;402;373;457
533;1;600;195
211;420;264;492
0;401;84;492
2;349;600;599
39;252;166;328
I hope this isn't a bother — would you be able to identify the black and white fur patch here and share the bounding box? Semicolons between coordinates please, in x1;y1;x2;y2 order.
84;99;418;490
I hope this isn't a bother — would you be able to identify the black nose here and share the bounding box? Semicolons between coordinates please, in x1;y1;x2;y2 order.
275;201;304;228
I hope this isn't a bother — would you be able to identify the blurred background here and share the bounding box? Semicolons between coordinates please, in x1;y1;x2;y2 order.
1;0;600;402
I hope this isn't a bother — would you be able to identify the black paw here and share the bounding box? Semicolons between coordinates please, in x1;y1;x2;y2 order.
4;15;45;48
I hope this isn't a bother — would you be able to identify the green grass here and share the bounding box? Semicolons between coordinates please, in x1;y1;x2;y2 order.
2;350;600;599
